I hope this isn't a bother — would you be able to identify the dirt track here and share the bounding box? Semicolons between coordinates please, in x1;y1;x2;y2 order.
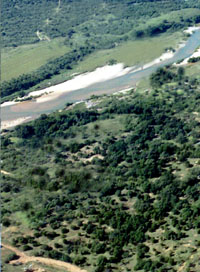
2;243;87;272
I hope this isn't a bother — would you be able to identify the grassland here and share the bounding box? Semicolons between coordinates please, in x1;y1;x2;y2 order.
32;30;184;90
1;38;70;81
185;61;200;79
141;8;200;30
72;32;184;73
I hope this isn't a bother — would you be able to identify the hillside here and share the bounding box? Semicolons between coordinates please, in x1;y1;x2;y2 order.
2;0;200;103
2;0;198;48
2;66;200;272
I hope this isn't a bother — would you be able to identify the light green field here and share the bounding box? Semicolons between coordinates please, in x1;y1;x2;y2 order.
185;61;200;78
142;8;200;29
73;32;183;74
1;38;70;81
41;31;184;88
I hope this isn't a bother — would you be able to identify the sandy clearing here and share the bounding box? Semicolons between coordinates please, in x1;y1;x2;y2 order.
0;170;12;175
113;87;133;95
2;243;87;272
1;116;32;130
143;51;175;69
36;31;51;42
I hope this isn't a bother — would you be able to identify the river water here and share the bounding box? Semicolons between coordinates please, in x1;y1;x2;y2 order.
2;30;200;124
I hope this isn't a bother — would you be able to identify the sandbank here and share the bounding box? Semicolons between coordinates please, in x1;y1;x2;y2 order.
1;116;32;130
29;64;132;103
1;101;20;107
184;26;200;35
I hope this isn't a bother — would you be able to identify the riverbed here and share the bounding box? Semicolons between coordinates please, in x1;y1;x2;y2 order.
2;28;200;129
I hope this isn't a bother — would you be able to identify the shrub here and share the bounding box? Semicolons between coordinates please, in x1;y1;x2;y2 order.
5;253;19;263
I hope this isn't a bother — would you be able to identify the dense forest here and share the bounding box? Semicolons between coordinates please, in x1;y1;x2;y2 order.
2;67;200;271
2;0;200;102
3;0;199;47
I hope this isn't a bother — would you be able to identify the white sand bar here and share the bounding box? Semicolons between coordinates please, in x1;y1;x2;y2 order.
1;101;20;107
28;64;132;103
184;26;200;34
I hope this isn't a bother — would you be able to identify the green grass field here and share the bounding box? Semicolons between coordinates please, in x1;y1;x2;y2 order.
185;61;200;78
141;8;200;29
1;38;70;81
73;31;183;73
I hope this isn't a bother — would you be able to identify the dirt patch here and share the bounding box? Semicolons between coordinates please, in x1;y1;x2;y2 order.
1;170;12;175
2;243;87;272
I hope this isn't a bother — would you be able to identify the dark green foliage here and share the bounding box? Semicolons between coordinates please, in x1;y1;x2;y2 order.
150;67;177;87
3;0;197;48
188;56;200;63
2;67;200;271
5;253;19;263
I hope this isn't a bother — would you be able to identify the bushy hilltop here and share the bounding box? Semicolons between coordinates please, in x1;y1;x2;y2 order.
2;0;200;48
2;66;200;272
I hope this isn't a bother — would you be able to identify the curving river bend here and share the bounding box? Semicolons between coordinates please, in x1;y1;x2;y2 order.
2;29;200;126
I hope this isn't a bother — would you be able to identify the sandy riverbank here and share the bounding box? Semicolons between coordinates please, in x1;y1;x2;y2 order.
0;50;177;107
184;26;200;35
1;116;32;130
1;101;20;107
29;63;133;103
2;25;200;111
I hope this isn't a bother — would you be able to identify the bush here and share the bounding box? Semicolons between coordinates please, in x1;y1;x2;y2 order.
5;253;19;263
22;244;32;251
73;255;87;265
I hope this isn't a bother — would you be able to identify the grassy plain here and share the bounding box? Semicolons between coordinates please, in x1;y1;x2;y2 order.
73;32;183;73
1;38;70;81
185;61;200;78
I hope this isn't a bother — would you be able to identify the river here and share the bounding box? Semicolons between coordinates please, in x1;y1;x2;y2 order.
1;29;200;127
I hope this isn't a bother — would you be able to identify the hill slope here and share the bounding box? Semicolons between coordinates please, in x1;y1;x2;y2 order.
2;66;200;272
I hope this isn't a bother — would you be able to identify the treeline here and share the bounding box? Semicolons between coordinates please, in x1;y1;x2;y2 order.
15;110;99;141
1;46;94;99
150;66;185;87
